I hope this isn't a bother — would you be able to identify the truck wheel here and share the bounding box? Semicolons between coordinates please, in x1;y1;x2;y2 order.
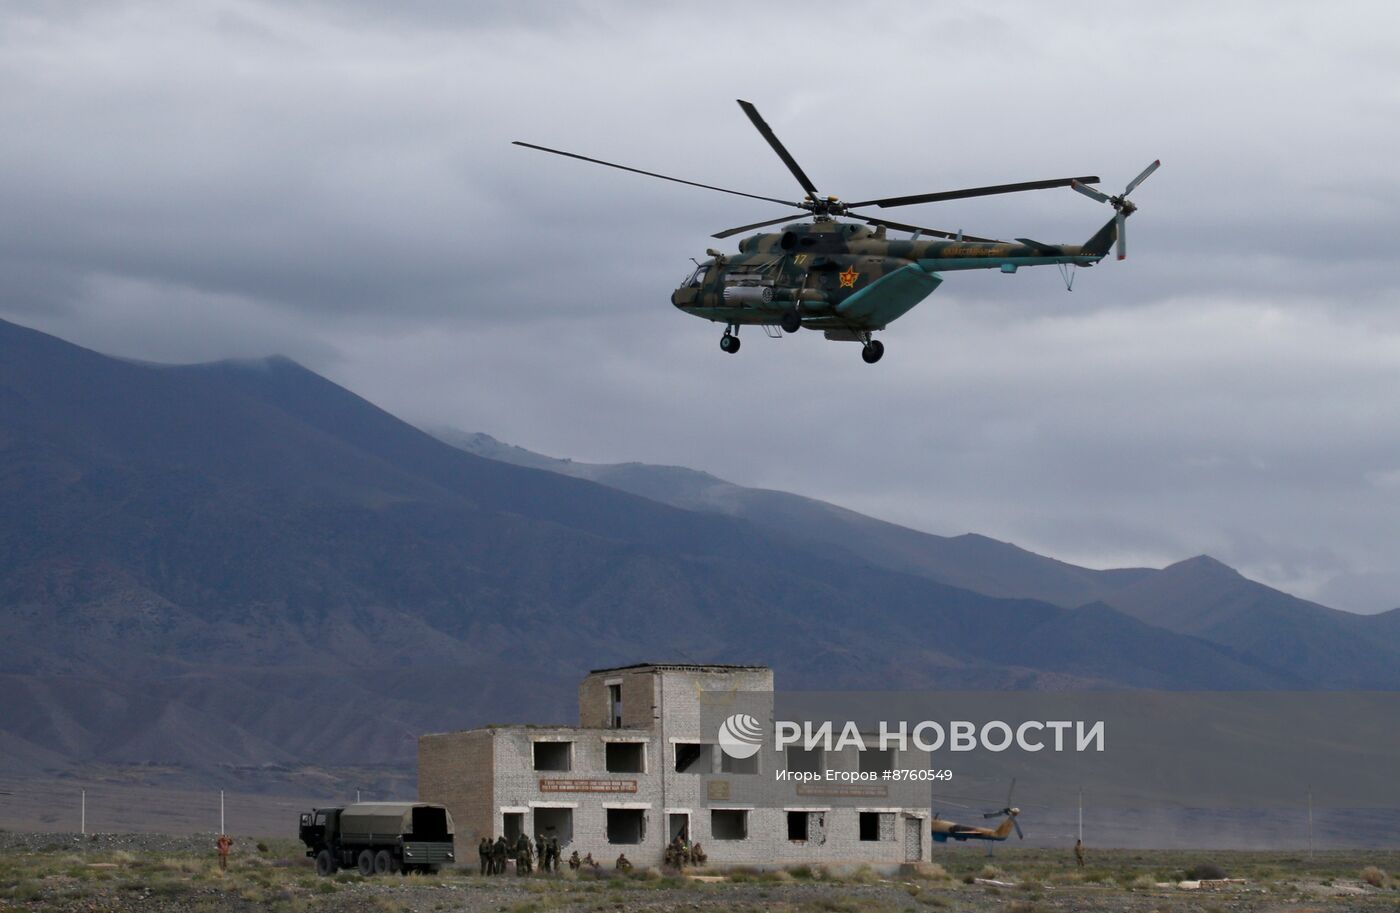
315;849;337;876
357;849;374;876
373;849;393;875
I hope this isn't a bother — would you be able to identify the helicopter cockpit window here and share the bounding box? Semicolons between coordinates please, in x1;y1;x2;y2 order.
685;264;708;288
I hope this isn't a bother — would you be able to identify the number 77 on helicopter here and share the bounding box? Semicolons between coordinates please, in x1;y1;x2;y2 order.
515;100;1157;365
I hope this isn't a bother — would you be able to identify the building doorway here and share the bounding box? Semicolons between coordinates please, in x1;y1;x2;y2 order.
903;816;923;861
668;812;690;841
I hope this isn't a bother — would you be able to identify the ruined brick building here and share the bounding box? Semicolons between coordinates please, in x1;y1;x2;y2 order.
418;663;929;868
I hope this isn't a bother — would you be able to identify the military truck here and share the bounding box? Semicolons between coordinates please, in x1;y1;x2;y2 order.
299;802;455;876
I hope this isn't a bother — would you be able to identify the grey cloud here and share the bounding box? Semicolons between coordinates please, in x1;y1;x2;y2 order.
3;1;1400;612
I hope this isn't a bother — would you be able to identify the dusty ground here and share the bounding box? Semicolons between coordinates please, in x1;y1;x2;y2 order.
1;834;1398;912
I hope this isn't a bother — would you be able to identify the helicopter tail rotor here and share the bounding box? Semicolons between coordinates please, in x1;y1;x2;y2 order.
1072;160;1159;260
980;779;1024;838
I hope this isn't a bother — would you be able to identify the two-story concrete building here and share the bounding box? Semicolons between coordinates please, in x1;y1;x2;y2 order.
418;663;930;869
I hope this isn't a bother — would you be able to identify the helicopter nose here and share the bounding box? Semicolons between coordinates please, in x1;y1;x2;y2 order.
672;286;699;309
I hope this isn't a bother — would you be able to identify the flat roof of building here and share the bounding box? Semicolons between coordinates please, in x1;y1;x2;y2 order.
420;724;654;739
587;662;770;674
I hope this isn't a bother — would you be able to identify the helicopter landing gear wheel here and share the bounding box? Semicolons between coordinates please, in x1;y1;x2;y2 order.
780;309;802;334
861;339;884;364
720;330;741;354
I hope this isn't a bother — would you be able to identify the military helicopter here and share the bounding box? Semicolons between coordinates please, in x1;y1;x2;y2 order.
516;100;1157;363
931;779;1024;844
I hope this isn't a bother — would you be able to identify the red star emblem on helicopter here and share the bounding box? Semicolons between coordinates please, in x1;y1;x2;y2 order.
838;266;859;288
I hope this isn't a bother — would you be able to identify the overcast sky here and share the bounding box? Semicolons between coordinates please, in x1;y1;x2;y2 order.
4;1;1400;612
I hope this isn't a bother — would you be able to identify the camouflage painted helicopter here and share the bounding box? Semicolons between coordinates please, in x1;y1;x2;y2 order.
931;779;1024;843
516;101;1157;363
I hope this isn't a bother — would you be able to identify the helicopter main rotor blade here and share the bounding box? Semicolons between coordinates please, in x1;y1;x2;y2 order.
1014;819;1024;840
512;141;802;209
737;100;821;198
1124;159;1161;196
1070;180;1112;204
711;212;809;239
1116;210;1127;260
851;177;1101;209
848;212;1000;243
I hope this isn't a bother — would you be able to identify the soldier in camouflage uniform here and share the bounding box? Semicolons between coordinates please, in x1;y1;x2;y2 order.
492;835;508;875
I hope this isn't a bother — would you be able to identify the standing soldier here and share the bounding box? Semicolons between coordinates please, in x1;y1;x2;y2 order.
547;836;561;872
493;834;508;875
478;836;491;875
1074;838;1085;868
535;834;545;869
215;833;232;871
515;832;532;874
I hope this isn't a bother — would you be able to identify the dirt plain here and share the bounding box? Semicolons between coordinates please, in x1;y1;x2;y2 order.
2;832;1399;913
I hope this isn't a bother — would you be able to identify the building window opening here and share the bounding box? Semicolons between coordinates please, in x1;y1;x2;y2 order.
605;741;645;773
710;809;748;841
786;746;823;775
786;811;809;841
533;741;572;772
534;807;573;846
606;808;645;844
608;683;622;728
859;811;894;842
674;742;711;774
859;747;894;774
720;751;757;775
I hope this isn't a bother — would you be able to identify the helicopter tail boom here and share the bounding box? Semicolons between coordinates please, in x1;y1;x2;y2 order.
1081;216;1119;259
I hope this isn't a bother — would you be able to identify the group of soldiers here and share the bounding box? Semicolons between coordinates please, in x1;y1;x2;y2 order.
662;834;707;868
475;833;708;876
478;833;563;875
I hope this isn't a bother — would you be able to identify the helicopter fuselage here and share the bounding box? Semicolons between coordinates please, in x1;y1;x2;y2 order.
671;219;1106;334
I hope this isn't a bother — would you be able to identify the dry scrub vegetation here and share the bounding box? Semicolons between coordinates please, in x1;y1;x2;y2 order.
1;837;1399;912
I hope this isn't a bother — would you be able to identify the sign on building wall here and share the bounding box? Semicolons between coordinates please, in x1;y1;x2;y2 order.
538;778;638;794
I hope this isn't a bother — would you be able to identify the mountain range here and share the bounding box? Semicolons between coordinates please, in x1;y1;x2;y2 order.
2;317;1398;784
